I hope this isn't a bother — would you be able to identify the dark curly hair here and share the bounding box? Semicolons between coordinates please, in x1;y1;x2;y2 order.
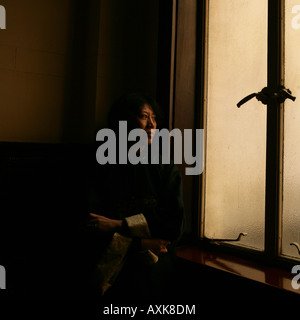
108;93;164;133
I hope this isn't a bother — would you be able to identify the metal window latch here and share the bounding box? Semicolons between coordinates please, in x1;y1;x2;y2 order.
275;86;296;103
237;86;296;108
290;242;300;255
204;232;248;243
237;87;271;107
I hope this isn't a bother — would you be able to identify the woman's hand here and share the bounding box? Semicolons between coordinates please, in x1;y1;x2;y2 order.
88;213;123;233
140;238;171;255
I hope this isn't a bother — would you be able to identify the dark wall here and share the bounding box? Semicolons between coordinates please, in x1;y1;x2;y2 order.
95;0;160;130
0;142;94;299
0;0;160;142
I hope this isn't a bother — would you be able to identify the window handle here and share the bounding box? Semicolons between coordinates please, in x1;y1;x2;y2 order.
275;86;296;103
204;232;248;243
236;93;258;108
290;242;300;255
237;87;272;107
237;86;296;108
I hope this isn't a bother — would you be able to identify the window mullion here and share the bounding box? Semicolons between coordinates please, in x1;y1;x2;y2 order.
264;0;284;259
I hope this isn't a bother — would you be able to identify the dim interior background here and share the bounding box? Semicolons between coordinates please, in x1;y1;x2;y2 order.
0;0;299;300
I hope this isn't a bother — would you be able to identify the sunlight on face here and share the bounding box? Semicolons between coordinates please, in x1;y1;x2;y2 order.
136;104;157;144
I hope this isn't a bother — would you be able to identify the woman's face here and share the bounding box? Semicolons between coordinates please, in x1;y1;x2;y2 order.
136;104;157;144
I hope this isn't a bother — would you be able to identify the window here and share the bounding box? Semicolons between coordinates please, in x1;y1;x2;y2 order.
282;0;300;259
200;0;300;263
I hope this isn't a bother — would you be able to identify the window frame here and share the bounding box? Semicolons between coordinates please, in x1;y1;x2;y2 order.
196;0;300;268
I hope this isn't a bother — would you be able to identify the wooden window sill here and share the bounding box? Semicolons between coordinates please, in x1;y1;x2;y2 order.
176;245;300;297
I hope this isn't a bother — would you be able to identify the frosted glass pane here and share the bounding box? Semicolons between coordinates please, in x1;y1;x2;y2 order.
282;0;300;258
204;0;267;249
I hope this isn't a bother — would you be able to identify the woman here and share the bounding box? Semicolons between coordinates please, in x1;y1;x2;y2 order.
86;93;184;300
